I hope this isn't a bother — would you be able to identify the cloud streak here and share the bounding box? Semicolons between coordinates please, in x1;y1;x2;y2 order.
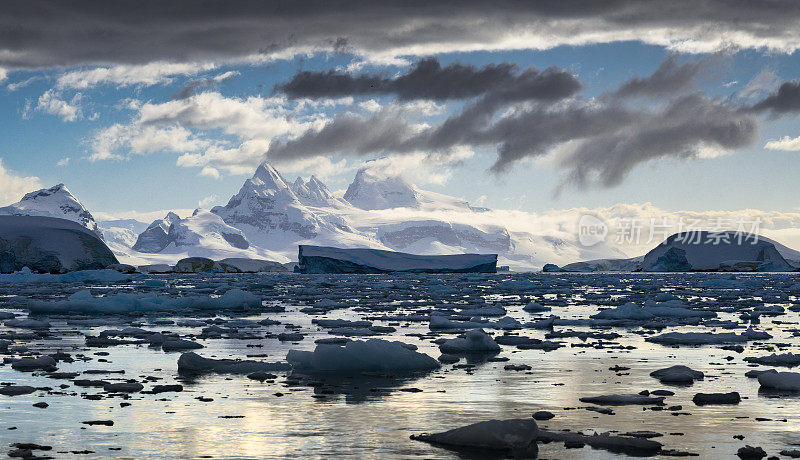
267;55;757;191
4;1;800;69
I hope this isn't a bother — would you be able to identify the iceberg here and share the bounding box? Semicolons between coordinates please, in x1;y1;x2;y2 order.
286;339;440;373
0;215;118;273
641;231;795;272
297;245;497;274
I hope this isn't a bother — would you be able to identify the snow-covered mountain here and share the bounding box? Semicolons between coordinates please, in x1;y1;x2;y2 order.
132;211;182;252
0;183;101;237
209;163;376;252
104;161;630;269
292;175;346;208
560;231;799;272
343;165;472;211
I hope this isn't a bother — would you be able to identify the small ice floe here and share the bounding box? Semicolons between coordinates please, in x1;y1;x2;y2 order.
103;382;143;393
757;370;800;391
286;339;439;373
4;318;50;329
646;332;750;345
161;339;204;352
592;302;653;321
0;385;37;396
522;301;550;312
11;355;57;372
410;418;538;456
177;352;291;375
458;304;506;317
579;393;665;406
537;429;663;456
650;365;704;384
745;353;800;367
438;329;501;354
692;391;740;405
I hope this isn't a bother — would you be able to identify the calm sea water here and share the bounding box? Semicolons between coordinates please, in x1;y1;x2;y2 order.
0;272;798;459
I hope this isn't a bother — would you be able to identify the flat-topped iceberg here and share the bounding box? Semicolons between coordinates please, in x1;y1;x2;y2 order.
297;245;497;274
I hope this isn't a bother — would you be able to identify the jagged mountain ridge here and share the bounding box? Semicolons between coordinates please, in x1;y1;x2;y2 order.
89;162;627;269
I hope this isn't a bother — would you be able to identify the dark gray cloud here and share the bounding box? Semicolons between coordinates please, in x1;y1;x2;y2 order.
555;94;758;190
267;56;760;190
613;55;704;98
277;58;580;102
749;81;800;114
3;1;800;68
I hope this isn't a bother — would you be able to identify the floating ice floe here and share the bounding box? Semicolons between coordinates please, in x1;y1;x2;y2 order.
646;331;763;345
650;365;704;384
745;353;800;367
286;339;440;373
757;370;800;391
28;288;262;314
438;329;501;353
579;394;665;405
410;418;538;454
177;352;290;375
522;301;550;312
0;267;131;284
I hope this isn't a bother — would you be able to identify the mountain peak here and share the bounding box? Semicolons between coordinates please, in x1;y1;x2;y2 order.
343;167;421;210
252;162;290;188
292;174;341;207
1;183;100;236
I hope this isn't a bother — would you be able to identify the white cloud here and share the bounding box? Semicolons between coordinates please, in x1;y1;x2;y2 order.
0;67;6;83
56;157;70;166
0;158;41;206
198;194;219;208
765;135;800;151
355;147;475;186
56;62;215;90
36;90;82;122
199;166;220;179
6;76;39;91
740;69;781;100
89;92;327;175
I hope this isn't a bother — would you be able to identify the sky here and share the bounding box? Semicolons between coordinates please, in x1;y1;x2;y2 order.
2;1;800;219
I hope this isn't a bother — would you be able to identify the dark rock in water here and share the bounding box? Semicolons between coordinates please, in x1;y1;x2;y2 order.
216;257;288;273
82;420;113;426
532;410;555;420
692;391;741;405
736;445;767;459
541;263;563;272
107;263;136;273
174;257;216;273
150;384;183;394
0;216;118;273
298;245;497;274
